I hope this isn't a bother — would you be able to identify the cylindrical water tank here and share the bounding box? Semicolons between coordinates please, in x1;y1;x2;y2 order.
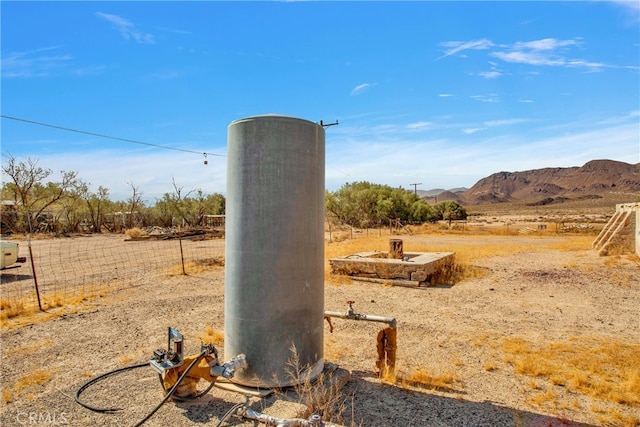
224;115;325;387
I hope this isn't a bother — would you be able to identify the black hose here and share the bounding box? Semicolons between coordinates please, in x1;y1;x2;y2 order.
133;350;208;427
158;373;217;402
75;351;216;425
215;402;246;427
75;362;148;413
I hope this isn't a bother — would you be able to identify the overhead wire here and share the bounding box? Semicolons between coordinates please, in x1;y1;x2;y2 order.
0;114;225;157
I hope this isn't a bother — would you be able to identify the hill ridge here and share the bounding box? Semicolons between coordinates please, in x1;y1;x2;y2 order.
433;159;640;206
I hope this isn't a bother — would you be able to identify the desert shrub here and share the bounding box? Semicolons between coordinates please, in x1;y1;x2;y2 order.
284;345;350;424
124;227;147;238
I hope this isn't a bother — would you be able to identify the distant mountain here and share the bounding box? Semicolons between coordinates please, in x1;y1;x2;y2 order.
459;159;640;206
418;187;468;198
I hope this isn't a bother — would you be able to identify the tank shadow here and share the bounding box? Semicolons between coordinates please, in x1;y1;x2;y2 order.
345;370;597;427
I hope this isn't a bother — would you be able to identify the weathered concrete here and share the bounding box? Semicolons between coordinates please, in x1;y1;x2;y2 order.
329;251;455;285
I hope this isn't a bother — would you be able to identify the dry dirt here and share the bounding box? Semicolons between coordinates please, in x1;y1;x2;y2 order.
1;232;639;427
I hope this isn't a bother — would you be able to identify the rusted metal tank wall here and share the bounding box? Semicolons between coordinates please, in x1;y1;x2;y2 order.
224;115;325;387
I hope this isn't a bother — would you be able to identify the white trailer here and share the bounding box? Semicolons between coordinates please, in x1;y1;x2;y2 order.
1;241;26;269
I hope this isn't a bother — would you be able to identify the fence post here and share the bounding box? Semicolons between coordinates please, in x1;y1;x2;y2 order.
25;212;43;311
179;233;186;275
26;236;43;311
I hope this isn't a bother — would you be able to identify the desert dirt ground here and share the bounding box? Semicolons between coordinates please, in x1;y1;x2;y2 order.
1;228;639;427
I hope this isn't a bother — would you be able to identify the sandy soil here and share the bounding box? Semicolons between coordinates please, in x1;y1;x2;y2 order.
1;233;639;427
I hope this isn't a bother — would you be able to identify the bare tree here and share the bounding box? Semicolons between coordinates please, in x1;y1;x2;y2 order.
83;185;110;232
169;177;195;226
125;181;144;228
1;155;80;232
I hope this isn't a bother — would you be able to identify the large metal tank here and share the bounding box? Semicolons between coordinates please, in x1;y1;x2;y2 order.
224;115;325;387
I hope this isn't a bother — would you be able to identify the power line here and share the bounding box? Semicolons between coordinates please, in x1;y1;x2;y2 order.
1;114;225;157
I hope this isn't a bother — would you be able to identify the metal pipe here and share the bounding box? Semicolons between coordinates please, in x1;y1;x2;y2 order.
242;408;343;427
210;353;247;379
324;310;396;329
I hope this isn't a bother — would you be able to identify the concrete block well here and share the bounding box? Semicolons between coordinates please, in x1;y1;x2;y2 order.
329;251;455;286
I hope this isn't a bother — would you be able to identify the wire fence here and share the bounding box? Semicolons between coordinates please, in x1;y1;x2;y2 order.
1;232;225;313
3;218;583;315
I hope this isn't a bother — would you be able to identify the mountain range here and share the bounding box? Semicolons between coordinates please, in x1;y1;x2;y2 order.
420;159;640;207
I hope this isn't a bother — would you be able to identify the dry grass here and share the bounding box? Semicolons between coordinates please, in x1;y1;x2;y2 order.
164;257;225;277
386;366;462;393
283;345;352;425
124;227;147;238
324;335;351;362
502;336;640;406
483;361;497;372
118;346;153;365
0;298;26;320
594;407;639;427
3;369;55;404
527;389;557;407
198;325;224;345
0;285;115;329
10;338;53;356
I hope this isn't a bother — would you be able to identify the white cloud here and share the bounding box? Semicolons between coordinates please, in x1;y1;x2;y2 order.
470;94;500;103
406;121;432;130
483;119;528;127
372;124;396;133
350;82;376;96
96;12;155;44
1;47;73;78
491;38;610;71
512;38;580;51
437;39;494;60
609;0;640;25
478;61;506;79
461;128;484;135
438;93;454;97
440;36;634;72
478;70;503;79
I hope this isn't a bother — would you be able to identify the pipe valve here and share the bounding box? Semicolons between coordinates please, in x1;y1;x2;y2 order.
211;353;247;379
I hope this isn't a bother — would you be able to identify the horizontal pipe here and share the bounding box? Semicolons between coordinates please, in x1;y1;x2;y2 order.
242;408;344;427
324;311;396;329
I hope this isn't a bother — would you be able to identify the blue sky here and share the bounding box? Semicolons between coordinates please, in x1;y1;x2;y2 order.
2;1;639;202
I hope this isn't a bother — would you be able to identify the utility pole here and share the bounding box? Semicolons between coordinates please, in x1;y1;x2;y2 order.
410;182;422;196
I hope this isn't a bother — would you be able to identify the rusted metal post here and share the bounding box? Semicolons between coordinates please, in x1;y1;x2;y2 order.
27;236;43;311
389;239;403;259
